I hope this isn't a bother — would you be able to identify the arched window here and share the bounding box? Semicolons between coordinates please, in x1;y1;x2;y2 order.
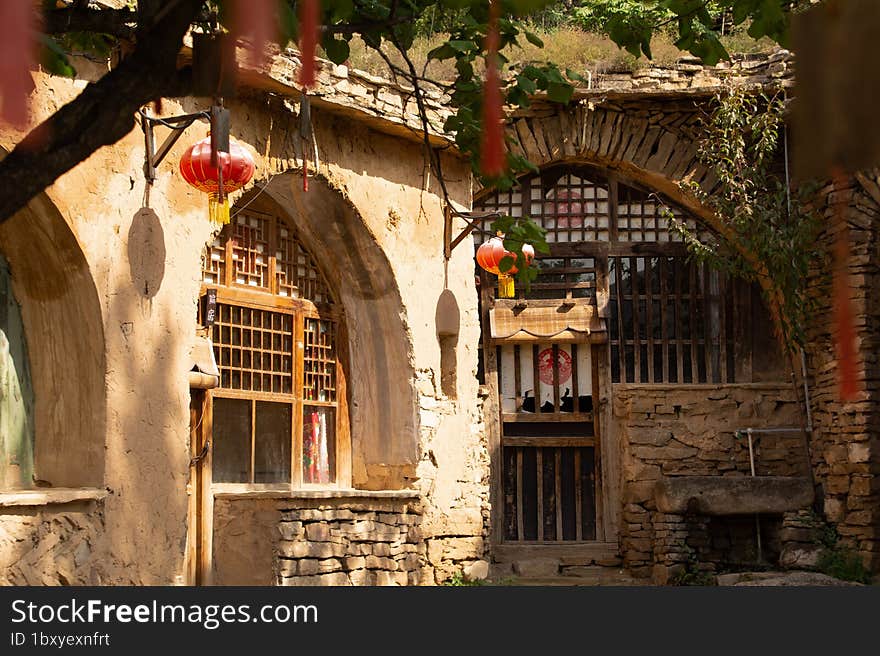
199;197;349;487
474;164;783;385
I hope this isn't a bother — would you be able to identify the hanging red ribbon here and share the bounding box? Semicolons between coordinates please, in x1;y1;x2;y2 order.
299;0;320;89
232;0;277;68
831;167;858;401
480;0;504;177
0;1;35;127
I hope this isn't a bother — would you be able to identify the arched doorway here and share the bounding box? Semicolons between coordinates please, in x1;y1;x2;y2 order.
473;163;783;566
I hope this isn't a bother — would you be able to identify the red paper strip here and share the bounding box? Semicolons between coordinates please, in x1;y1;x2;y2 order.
233;0;276;68
0;1;35;127
298;0;320;89
480;0;503;177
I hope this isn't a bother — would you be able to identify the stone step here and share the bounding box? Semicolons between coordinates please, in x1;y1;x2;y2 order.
495;561;647;586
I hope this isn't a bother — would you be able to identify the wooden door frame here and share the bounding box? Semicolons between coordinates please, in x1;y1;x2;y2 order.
187;389;214;586
483;273;620;549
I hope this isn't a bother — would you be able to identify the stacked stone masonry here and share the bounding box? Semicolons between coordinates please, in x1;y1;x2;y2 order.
616;384;807;577
806;173;880;569
276;501;424;586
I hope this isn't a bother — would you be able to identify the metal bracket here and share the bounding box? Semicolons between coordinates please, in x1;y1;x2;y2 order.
140;107;209;183
443;204;500;260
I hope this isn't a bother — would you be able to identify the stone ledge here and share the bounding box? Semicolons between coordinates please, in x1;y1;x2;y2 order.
212;486;420;501
0;488;107;508
654;476;813;515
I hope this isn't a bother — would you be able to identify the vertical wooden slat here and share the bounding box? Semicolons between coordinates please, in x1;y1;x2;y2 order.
536;449;544;542
574;449;583;541
659;256;669;383
571;343;580;413
516;448;524;541
532;343;542;416
591;343;604;540
514;345;522;412
704;263;718;383
674;258;685;383
631;257;641;382
554;448;563;541
199;392;214;585
645;257;654;383
249;398;256;484
552;344;561;413
292;312;305;488
609;175;619;242
614;258;627;381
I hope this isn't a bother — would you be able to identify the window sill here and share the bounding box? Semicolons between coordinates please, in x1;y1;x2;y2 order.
211;485;420;501
0;488;107;508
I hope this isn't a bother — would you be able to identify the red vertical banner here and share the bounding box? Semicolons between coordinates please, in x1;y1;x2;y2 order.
0;1;35;127
298;0;320;89
480;0;504;177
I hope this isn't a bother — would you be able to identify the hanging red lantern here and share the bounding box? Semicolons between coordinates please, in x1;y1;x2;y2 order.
476;234;534;298
180;134;255;224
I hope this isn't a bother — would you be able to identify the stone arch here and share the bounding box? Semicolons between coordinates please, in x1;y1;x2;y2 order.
0;168;106;488
259;173;417;489
501;102;784;303
503;102;727;230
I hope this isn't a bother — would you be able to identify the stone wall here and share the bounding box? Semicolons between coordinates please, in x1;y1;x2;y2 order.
806;173;880;570
276;499;423;586
615;383;806;577
0;500;104;585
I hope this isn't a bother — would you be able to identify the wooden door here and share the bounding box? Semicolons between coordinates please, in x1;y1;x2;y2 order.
497;341;602;543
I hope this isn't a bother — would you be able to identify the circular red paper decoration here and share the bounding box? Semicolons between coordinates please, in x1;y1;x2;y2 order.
538;347;572;385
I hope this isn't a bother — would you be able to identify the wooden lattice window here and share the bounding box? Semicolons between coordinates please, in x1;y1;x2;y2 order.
473;164;772;385
200;200;348;488
608;256;736;384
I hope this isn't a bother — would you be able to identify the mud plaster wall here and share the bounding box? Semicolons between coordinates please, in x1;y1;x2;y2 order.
0;501;105;585
614;383;805;576
0;58;487;584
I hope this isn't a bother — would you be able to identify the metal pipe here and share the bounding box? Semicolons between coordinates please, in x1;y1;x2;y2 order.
746;428;763;564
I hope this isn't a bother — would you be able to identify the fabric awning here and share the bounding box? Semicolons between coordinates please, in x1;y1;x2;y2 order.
189;334;220;389
489;301;606;343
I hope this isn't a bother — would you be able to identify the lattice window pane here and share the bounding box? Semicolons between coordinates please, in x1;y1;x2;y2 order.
231;211;271;289
303;318;337;403
202;233;226;284
213;303;294;394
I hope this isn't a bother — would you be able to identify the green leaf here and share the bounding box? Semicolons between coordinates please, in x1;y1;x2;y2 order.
40;36;76;78
323;38;350;65
546;81;573;105
524;30;544;48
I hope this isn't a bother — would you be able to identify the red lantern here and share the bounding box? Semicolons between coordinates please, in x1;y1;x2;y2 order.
476;234;534;298
180;134;255;224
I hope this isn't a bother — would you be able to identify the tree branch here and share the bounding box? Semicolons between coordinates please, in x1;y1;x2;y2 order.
0;0;204;225
44;7;138;40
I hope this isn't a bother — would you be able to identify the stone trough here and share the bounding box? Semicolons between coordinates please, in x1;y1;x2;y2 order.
654;476;814;516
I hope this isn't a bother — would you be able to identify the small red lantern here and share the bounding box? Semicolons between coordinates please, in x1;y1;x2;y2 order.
180;134;255;224
476;234;534;298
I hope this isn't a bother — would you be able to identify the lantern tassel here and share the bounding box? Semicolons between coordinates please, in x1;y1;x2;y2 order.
209;194;231;225
498;274;514;299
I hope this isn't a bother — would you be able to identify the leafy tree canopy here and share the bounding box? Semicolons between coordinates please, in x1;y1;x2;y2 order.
0;0;809;232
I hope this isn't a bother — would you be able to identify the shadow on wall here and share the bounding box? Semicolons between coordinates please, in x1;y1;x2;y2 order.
264;174;418;489
128;208;166;299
